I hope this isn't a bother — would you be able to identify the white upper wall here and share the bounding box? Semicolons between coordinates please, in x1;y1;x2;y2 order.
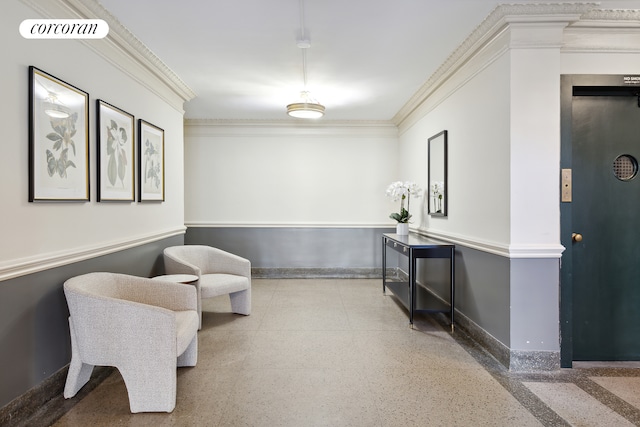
1;0;189;280
400;54;512;250
184;123;399;227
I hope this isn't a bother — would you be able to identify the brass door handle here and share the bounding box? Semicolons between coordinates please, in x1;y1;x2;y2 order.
572;233;583;242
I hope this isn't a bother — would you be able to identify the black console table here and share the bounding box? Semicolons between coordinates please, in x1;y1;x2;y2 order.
382;233;455;330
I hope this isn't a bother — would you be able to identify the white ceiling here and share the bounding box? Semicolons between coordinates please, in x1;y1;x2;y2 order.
98;0;640;122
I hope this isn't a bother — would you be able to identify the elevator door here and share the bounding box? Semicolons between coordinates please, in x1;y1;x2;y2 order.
572;93;640;360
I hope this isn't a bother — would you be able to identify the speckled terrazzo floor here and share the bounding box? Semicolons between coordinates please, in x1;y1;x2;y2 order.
42;279;640;426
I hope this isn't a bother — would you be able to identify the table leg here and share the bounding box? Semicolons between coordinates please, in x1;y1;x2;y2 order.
409;248;415;326
450;246;455;330
382;236;387;294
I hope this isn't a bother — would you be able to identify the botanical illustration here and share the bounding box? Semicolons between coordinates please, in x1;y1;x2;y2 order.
97;100;134;201
138;120;164;201
143;137;161;191
106;118;128;187
45;113;79;178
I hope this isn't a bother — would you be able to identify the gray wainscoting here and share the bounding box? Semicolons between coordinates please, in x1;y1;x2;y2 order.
185;227;396;278
0;234;183;420
410;244;510;365
188;227;558;371
425;245;559;371
448;246;511;348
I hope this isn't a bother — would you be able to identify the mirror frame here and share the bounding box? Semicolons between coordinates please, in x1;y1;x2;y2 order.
428;130;448;217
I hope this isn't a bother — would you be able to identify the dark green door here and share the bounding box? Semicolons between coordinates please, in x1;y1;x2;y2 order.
572;93;640;360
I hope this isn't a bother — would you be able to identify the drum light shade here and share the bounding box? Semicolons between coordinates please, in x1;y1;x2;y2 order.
287;91;325;118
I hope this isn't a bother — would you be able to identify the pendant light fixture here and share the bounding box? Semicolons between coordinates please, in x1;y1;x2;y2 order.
287;0;325;119
43;92;70;119
35;77;71;119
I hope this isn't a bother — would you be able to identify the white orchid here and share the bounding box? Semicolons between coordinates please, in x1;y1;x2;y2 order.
431;181;444;213
386;181;422;223
431;181;444;197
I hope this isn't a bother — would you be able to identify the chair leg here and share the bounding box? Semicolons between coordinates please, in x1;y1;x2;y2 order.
196;287;203;330
229;288;251;315
119;364;176;413
177;335;198;367
63;318;94;399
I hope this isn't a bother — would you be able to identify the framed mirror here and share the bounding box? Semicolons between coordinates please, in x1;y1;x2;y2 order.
428;130;447;216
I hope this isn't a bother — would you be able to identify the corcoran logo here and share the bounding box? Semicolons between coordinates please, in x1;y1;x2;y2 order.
20;19;109;39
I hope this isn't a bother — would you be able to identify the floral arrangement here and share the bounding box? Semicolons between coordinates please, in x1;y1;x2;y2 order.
430;181;444;213
386;181;422;223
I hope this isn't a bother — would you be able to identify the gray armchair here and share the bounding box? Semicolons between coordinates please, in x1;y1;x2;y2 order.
163;245;251;328
63;272;199;413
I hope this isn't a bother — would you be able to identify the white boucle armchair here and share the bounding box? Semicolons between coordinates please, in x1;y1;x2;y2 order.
63;272;199;413
163;245;251;328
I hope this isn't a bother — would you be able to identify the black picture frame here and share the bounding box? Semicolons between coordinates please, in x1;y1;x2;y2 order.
29;66;89;201
97;100;135;201
138;119;164;202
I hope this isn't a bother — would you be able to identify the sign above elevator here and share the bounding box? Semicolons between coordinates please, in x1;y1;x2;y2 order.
622;76;640;85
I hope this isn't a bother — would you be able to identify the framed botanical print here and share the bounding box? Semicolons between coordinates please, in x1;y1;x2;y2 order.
97;100;135;201
29;66;89;201
138;119;164;202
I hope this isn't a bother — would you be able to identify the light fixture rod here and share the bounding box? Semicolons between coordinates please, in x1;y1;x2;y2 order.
299;0;306;40
301;49;308;88
299;0;308;89
286;0;325;119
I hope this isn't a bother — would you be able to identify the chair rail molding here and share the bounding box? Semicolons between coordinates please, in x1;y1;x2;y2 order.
417;228;565;259
185;222;394;229
0;226;186;282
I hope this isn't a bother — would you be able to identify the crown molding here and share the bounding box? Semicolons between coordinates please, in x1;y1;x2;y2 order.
580;9;640;22
20;0;196;111
184;118;398;138
392;3;598;128
563;8;640;52
185;118;396;128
